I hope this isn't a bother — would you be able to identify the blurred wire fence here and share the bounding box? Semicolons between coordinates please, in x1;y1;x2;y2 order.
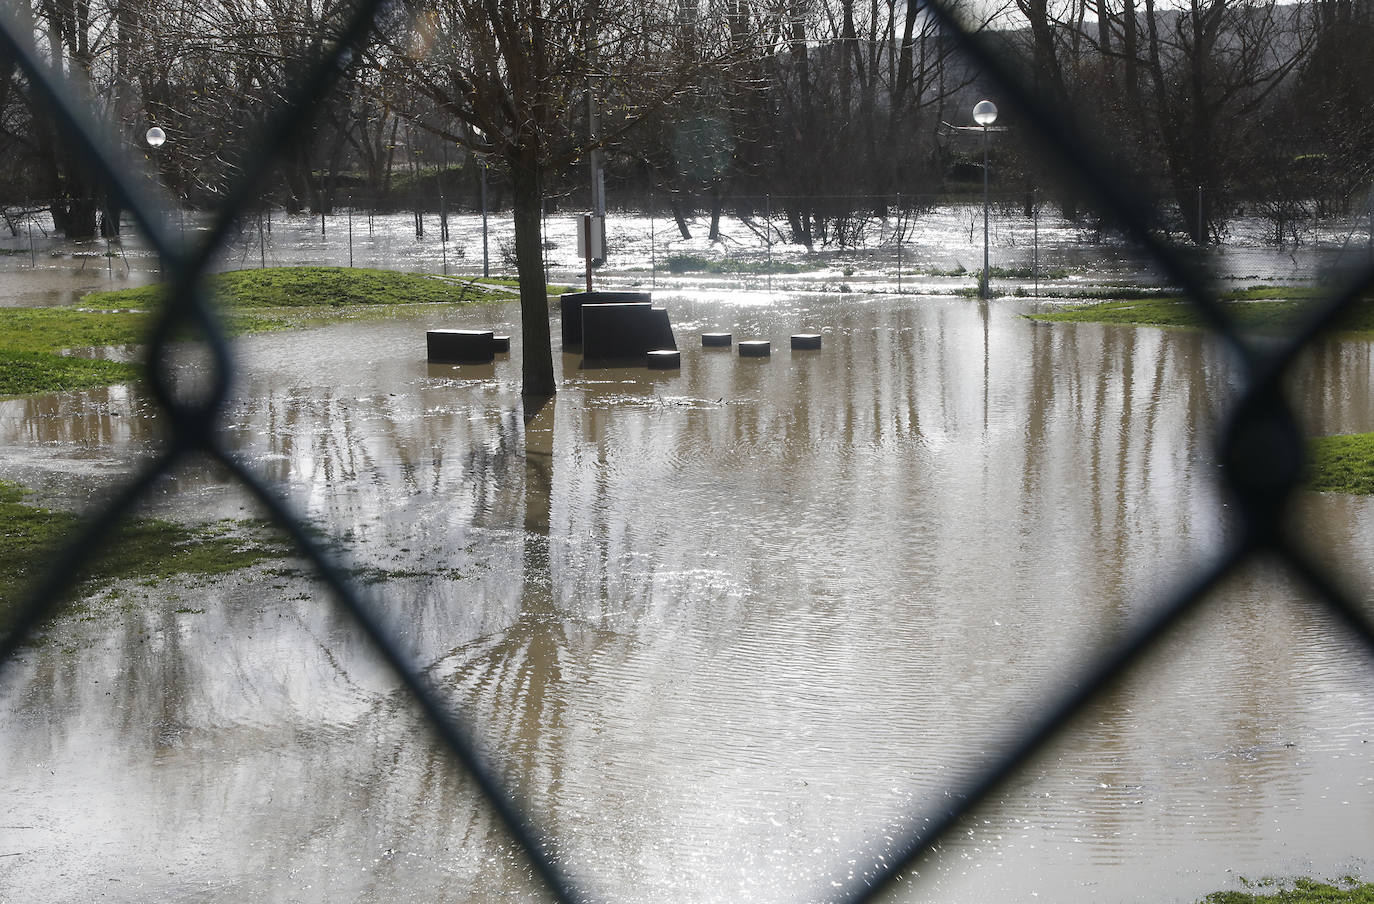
2;0;1374;902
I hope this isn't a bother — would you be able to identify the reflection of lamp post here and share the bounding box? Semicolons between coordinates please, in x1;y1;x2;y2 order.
973;100;998;298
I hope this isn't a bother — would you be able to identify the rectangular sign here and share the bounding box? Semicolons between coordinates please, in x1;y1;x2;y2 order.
576;214;605;260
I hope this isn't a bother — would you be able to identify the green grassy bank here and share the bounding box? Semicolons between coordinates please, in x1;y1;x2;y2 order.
0;267;535;397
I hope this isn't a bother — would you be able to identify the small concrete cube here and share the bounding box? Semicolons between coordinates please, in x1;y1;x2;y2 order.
791;333;822;350
739;340;771;357
702;332;733;347
647;349;681;369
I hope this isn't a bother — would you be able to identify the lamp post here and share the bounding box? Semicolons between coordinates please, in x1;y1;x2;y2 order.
145;126;166;273
480;157;489;278
973;100;998;298
145;126;166;197
471;127;491;279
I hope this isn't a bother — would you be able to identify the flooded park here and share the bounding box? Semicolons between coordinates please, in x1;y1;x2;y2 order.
2;207;1374;904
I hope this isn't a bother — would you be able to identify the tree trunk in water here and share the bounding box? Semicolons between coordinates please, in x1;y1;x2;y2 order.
510;155;556;398
34;117;99;238
52;199;98;239
670;195;691;239
786;204;812;249
100;191;122;238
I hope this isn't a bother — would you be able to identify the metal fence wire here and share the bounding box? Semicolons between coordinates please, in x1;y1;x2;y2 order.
3;0;1374;902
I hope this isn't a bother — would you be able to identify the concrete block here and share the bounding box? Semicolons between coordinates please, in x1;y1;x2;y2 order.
560;291;653;346
582;302;677;360
647;349;681;369
427;329;494;363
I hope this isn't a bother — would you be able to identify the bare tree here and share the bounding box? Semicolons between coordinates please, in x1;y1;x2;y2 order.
383;0;720;397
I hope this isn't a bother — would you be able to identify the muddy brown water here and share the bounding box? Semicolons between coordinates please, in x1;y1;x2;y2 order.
1;290;1373;903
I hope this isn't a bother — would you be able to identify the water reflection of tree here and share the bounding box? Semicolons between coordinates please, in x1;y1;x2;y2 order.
427;398;574;837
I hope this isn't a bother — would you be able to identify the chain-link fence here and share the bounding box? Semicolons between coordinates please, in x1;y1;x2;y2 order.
2;0;1374;901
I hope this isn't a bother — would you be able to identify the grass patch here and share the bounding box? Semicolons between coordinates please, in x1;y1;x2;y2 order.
0;306;147;395
924;265;1071;279
988;265;1071;279
0;480;294;636
1201;877;1374;903
1308;433;1374;494
1030;286;1173;301
83;266;513;311
0;306;149;352
1032;297;1205;326
1030;288;1374;335
0;266;559;397
0;347;138;395
664;254;805;275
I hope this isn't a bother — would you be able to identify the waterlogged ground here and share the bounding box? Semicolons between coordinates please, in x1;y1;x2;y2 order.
0;212;1373;903
3;202;1373;301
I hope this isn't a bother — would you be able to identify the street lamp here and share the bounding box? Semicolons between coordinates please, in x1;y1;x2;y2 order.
973;100;998;298
471;126;491;279
480;156;489;279
145;126;166;191
145;126;166;273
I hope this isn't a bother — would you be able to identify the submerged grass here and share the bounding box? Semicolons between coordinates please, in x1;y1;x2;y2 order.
0;474;479;640
0;266;548;396
0;480;294;636
664;253;806;275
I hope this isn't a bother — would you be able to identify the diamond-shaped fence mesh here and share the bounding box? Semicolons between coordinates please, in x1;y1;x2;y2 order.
2;0;1373;901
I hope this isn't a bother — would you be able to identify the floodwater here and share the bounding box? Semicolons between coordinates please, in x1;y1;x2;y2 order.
1;213;1374;904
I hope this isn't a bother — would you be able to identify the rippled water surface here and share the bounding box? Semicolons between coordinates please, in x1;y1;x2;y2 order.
2;222;1374;903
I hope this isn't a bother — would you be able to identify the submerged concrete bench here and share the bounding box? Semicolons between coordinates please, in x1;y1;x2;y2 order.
580;302;677;361
560;291;654;347
427;329;495;363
